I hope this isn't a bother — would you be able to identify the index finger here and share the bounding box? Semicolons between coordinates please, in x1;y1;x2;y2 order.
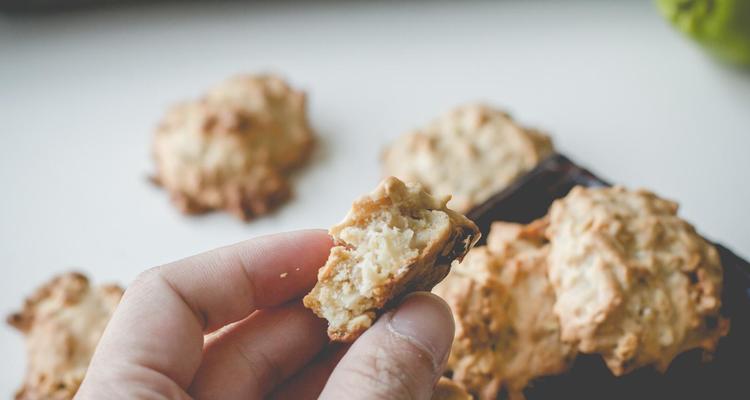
81;230;332;393
161;229;333;332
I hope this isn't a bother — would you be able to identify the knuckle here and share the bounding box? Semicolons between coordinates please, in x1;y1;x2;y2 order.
236;345;285;396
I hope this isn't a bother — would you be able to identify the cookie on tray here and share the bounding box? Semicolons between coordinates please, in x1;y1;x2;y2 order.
546;186;729;375
304;176;480;342
382;104;553;213
7;272;123;400
432;377;473;400
434;221;575;400
152;74;315;221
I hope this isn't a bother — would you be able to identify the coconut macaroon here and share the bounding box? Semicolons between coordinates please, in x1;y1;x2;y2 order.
152;74;315;221
382;104;554;213
434;221;575;400
8;273;123;400
304;177;480;342
432;377;473;400
546;186;729;375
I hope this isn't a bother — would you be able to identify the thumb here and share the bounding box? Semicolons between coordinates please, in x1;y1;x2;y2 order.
319;292;455;400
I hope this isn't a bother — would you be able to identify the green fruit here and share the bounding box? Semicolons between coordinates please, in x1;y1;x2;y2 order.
656;0;750;66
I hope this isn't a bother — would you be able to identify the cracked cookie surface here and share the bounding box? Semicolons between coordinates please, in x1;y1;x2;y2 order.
382;104;553;213
434;221;574;400
8;272;123;400
546;186;728;375
153;74;314;220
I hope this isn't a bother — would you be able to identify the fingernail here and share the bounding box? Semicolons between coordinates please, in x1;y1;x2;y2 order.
387;292;455;368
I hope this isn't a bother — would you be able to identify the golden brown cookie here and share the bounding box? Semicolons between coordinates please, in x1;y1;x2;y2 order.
546;186;729;375
432;377;473;400
152;74;315;220
8;272;123;400
434;221;574;400
304;176;480;342
382;104;553;213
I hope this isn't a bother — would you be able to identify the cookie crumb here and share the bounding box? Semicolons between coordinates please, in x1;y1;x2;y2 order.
280;272;288;278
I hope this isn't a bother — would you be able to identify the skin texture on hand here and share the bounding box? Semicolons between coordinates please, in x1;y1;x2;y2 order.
75;230;454;400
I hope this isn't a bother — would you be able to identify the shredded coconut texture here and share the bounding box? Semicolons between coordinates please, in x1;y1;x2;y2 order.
383;104;553;213
434;221;575;400
304;177;480;342
152;74;314;220
546;186;728;375
8;273;123;400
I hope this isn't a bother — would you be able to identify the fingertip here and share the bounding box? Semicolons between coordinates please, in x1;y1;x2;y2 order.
278;229;335;263
318;292;455;399
229;229;333;308
387;292;455;369
254;229;332;249
300;228;333;241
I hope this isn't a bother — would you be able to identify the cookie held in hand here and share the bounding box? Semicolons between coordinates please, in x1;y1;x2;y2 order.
304;177;480;342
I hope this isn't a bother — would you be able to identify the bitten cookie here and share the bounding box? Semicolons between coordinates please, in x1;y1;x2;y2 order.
7;273;123;400
382;104;554;213
304;176;480;342
434;221;575;400
153;74;315;221
546;186;729;375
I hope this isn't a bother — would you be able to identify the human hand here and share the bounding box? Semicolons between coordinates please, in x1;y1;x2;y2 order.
76;230;455;399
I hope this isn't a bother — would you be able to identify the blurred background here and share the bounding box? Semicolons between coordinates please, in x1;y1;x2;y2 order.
1;0;749;396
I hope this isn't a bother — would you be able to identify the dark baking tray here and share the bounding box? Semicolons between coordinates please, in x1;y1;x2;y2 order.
466;154;750;400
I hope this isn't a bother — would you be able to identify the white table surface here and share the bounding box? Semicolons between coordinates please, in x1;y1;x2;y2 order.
2;0;749;396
